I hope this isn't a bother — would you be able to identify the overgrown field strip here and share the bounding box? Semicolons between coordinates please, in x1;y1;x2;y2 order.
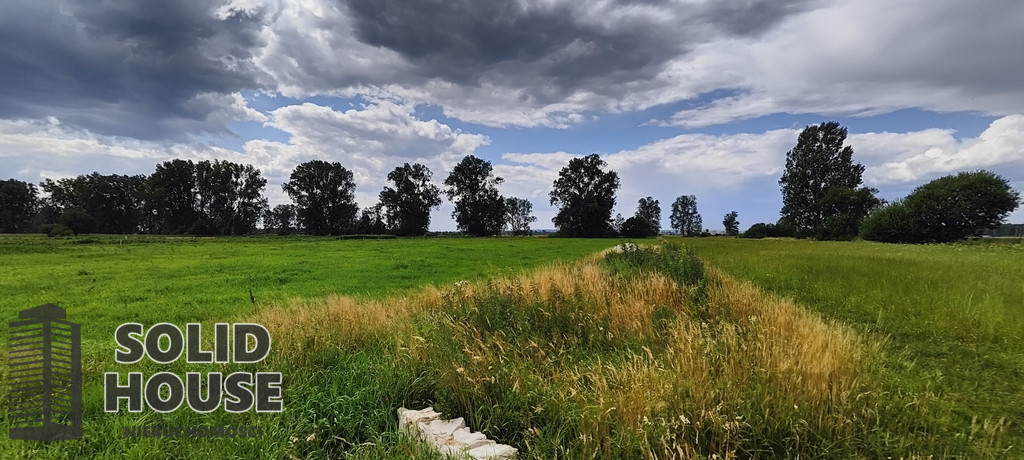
681;237;1024;457
244;244;894;458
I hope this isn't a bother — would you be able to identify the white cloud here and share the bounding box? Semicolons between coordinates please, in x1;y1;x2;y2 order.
252;0;412;99
249;101;490;204
665;0;1024;127
860;115;1024;184
184;92;269;125
497;129;795;225
0;119;167;162
0;99;488;215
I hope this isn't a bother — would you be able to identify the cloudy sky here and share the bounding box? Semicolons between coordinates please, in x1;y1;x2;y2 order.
2;0;1023;231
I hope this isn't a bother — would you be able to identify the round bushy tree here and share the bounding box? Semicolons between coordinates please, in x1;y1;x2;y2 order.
379;163;442;236
549;154;619;237
283;160;359;235
861;170;1020;243
723;211;739;236
670;195;702;236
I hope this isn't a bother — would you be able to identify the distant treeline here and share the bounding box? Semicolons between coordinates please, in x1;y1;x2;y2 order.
980;224;1024;237
0;157;541;237
3;122;1019;243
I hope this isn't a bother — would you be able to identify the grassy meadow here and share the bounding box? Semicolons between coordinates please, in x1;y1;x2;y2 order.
0;235;1021;458
681;237;1024;457
0;235;616;345
0;235;614;458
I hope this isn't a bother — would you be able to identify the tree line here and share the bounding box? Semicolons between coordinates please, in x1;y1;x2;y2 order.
539;122;1019;243
0;152;726;239
2;122;1018;242
0;157;538;237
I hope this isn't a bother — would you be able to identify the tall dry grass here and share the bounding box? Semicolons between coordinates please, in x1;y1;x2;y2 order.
251;286;445;363
247;244;891;457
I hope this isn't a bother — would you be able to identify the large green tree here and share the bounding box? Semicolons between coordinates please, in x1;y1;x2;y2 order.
356;203;387;234
282;160;359;235
636;196;661;234
861;170;1021;243
621;197;661;238
670;195;702;236
0;179;38;233
379;163;442;236
147;159;199;234
443;155;507;236
779;121;877;238
505;197;536;236
549;154;620;237
723;211;739;236
817;186;882;240
193;160;268;235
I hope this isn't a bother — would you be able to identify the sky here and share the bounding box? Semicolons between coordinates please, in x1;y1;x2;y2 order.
2;0;1023;232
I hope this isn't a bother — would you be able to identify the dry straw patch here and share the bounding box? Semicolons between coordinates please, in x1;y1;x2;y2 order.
251;285;445;362
483;262;686;339
703;266;867;406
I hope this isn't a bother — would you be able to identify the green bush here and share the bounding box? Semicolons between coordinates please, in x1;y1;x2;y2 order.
601;242;703;287
743;219;799;239
43;223;74;237
858;200;917;243
619;216;657;238
743;223;770;239
861;170;1020;243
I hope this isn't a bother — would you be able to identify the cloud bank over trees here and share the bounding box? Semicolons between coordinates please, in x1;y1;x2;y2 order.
1;0;1022;229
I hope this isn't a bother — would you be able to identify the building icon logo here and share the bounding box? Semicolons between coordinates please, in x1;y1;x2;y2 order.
8;303;82;441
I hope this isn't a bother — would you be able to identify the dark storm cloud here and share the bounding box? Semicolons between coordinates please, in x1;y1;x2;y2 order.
0;0;266;139
342;0;809;100
343;0;676;92
700;0;815;36
0;0;817;138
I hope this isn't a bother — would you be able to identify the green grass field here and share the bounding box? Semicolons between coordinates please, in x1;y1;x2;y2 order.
1;235;1021;458
681;237;1024;457
0;235;616;346
0;235;615;459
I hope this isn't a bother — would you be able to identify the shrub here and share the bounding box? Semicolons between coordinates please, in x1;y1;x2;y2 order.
43;223;73;237
619;216;657;238
743;223;770;239
744;220;799;239
861;170;1020;243
602;242;704;288
858;201;918;243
